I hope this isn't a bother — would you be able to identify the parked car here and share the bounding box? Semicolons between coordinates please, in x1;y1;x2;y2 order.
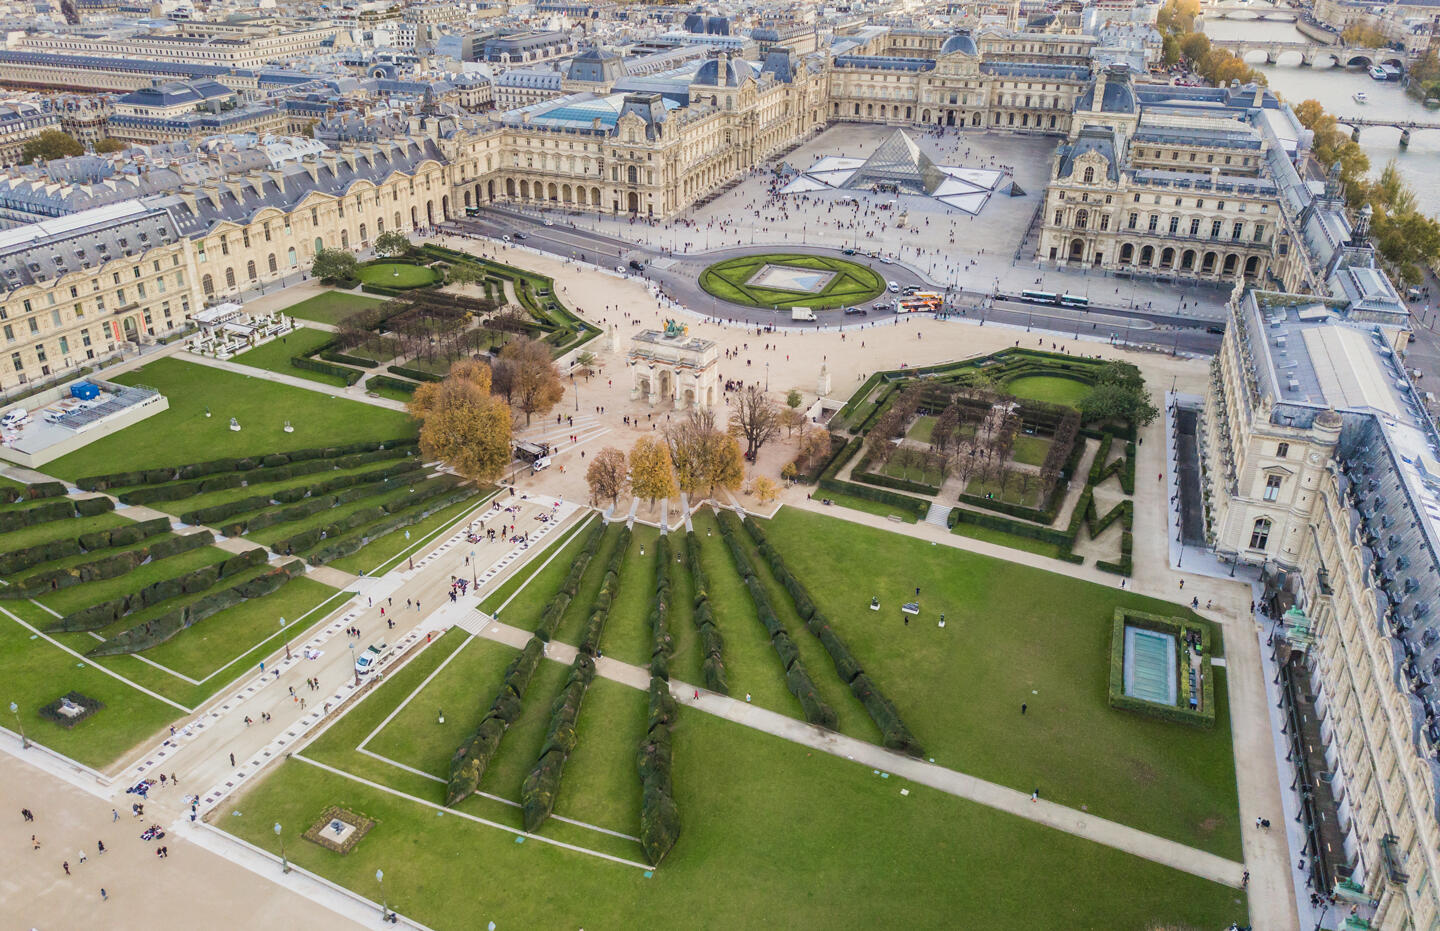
629;259;645;271
841;248;857;255
887;281;899;293
513;232;527;240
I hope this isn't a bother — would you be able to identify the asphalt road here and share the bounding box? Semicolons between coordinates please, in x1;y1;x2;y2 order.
449;209;1223;356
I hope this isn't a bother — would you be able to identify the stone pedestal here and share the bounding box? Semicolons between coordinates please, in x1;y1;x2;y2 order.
817;363;832;398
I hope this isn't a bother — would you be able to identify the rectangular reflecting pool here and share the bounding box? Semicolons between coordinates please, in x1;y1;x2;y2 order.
1124;626;1177;706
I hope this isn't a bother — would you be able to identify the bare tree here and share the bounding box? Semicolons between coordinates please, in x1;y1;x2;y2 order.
729;384;781;460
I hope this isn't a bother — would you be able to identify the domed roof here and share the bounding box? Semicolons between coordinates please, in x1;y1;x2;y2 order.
939;32;977;57
691;55;754;87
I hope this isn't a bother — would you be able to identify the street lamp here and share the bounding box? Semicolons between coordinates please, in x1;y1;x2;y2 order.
765;361;770;392
349;642;358;686
273;822;289;874
376;868;387;919
9;701;26;749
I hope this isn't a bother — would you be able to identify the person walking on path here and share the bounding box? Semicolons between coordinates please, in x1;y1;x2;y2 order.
111;809;118;822
97;840;105;855
1021;703;1027;714
62;861;69;876
229;752;235;767
78;849;86;864
100;888;107;902
31;835;39;850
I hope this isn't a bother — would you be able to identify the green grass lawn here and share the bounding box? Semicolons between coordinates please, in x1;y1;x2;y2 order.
879;458;943;486
965;473;1042;508
1005;375;1092;408
44;358;416;480
368;382;418;403
906;415;937;443
762;509;1241;859
358;263;439;289
33;543;231;616
698;254;885;310
227;632;1247;931
282;291;388;326
0;605;183;769
1012;433;1052;467
0;511;130;554
950;518;1064;559
822;492;919;523
232;327;352;388
325;488;494;577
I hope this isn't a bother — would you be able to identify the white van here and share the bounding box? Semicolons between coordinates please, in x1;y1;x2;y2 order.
356;642;389;677
532;456;552;472
0;408;29;429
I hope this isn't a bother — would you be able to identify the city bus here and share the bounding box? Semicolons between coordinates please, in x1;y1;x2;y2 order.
1059;293;1090;308
1019;290;1058;304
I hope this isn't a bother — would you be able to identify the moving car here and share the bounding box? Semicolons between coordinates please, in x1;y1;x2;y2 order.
844;306;868;316
887;281;899;293
841;248;857;255
513;232;527;240
629;259;645;271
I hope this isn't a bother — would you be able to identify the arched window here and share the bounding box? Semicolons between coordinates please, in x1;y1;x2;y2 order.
340;229;349;249
246;260;257;281
202;273;214;295
1075;210;1088;230
224;267;236;289
1083;167;1094;183
287;247;297;268
267;254;277;273
313;237;323;254
1250;518;1271;551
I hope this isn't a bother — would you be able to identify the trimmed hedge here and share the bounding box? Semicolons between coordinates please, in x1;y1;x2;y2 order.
4;531;214;600
387;364;443;383
368;375;419;395
577;526;631;656
291;355;363;386
319;350;379;369
742;517;923;756
0;480;67;503
269;474;460;556
717;512;836;729
817;475;929;520
87;559;306;656
1096;531;1133;576
685;531;728;694
50;546;267;633
0;498;81;533
75;440;415;491
520;653;597;832
305;486;478;566
0;516;170;577
1107;608;1215;727
638;535;680;865
446;637;546;806
530;520;604;640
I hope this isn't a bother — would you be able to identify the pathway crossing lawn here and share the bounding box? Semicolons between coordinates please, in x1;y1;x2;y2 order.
0;607;181;770
43;358;415;481
950;520;1065;559
232;327;351;388
0;511;130;554
281;292;387;326
819;491;918;523
230;631;1247;930
761;509;1241;860
325;487;494;577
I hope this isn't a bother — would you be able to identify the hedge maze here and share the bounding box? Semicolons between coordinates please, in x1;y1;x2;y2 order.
820;348;1141;573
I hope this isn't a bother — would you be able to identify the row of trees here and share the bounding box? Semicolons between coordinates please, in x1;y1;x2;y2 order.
1157;0;1267;87
1295;100;1440;285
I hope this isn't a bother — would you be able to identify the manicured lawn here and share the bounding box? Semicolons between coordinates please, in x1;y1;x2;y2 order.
966;473;1042;508
44;358;415;480
906;415;937;443
232;327;351;388
126;459;414;517
33;543;231;616
1006;374;1092;408
950;518;1065;559
698;254;885;310
228;630;1248;930
0;606;182;769
282;291;388;326
358;263;439;289
368;382;418;403
822;491;919;523
0;511;130;554
325;488;495;577
762;509;1241;859
1012;433;1052;467
880;458;943;486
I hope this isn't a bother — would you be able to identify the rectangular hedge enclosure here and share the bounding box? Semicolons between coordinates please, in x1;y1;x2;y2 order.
1108;608;1217;728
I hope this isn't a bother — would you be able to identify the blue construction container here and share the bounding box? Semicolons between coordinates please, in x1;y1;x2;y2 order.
70;382;99;401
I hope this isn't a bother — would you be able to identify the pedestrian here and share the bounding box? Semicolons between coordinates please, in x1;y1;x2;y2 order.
62;861;69;875
229;752;235;767
1021;703;1027;715
32;834;39;850
693;689;699;700
97;840;105;855
745;692;752;703
78;849;86;864
171;773;177;786
1242;870;1249;888
100;888;107;902
1031;788;1039;803
1179;579;1184;589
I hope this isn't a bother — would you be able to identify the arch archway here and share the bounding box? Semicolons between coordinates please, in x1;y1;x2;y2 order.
1180;249;1196;271
1202;251;1217;274
1160;247;1175;269
1068;238;1084;261
627;192;639;213
1140;245;1154;266
1244;255;1260;278
425;201;434;226
1222;254;1238;275
1119;243;1134;264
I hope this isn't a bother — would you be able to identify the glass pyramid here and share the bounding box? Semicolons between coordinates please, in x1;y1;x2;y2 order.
844;130;948;195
